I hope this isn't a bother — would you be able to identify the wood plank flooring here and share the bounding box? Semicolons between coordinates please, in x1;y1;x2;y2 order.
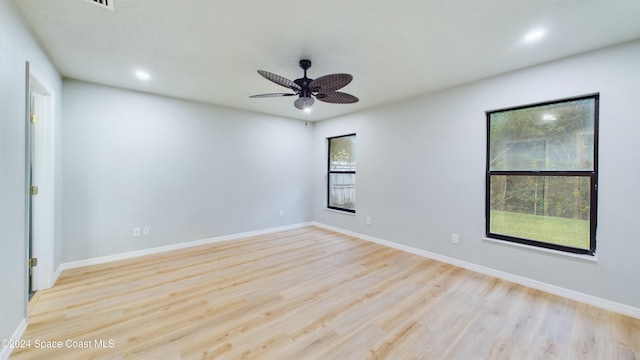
12;226;640;359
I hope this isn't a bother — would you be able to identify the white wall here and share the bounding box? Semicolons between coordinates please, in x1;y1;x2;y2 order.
62;80;313;261
0;0;63;350
313;40;640;309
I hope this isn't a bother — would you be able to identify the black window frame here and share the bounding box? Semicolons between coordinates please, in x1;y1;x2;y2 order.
485;94;599;256
327;134;356;213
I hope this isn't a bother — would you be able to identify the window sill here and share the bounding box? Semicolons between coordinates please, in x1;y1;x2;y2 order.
482;237;598;263
324;208;357;216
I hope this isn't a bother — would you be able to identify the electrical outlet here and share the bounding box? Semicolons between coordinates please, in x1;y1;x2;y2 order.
279;210;284;218
143;226;150;236
451;233;460;244
366;217;371;225
133;227;141;238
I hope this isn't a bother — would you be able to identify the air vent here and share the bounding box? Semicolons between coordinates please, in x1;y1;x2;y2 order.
85;0;114;11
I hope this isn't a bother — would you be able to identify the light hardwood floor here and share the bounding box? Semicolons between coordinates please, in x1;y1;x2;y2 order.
12;226;640;359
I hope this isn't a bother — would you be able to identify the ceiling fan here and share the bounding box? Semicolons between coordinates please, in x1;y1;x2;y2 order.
250;59;359;111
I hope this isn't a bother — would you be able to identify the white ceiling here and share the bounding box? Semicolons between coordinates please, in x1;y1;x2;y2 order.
14;0;640;121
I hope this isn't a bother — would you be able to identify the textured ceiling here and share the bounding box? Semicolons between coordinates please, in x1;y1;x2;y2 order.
13;0;640;121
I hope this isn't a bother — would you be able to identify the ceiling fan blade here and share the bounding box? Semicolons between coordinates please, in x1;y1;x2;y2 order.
309;73;353;92
315;91;359;104
257;70;302;91
249;93;296;98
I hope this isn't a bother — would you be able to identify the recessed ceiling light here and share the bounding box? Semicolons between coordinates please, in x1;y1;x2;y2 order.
135;70;151;81
523;28;546;44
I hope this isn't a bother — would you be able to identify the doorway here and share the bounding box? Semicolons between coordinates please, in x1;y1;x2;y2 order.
26;62;56;299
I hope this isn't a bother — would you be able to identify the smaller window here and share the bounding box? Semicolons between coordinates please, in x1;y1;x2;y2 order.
327;134;356;213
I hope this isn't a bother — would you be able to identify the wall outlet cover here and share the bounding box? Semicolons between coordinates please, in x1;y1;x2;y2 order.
451;233;460;244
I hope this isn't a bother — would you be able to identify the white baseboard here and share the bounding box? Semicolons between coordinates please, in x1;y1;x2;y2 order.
51;265;63;286
0;318;27;360
311;222;640;320
55;222;313;280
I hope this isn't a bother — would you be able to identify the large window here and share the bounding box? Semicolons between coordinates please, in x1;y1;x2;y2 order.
328;134;356;213
486;94;598;255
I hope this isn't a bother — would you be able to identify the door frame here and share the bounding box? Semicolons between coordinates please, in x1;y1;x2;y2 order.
25;61;56;294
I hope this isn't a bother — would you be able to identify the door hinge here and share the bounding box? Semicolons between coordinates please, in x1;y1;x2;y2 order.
30;186;39;195
29;257;38;268
30;114;38;124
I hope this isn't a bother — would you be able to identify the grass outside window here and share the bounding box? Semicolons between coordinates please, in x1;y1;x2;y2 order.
489;210;589;250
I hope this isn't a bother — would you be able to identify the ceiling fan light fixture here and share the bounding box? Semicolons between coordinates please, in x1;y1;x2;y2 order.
294;96;314;111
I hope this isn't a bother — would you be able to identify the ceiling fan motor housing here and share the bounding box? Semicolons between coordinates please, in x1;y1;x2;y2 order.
294;78;313;98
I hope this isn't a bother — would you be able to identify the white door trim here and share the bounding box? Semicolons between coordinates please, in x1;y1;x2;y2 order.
27;64;56;291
